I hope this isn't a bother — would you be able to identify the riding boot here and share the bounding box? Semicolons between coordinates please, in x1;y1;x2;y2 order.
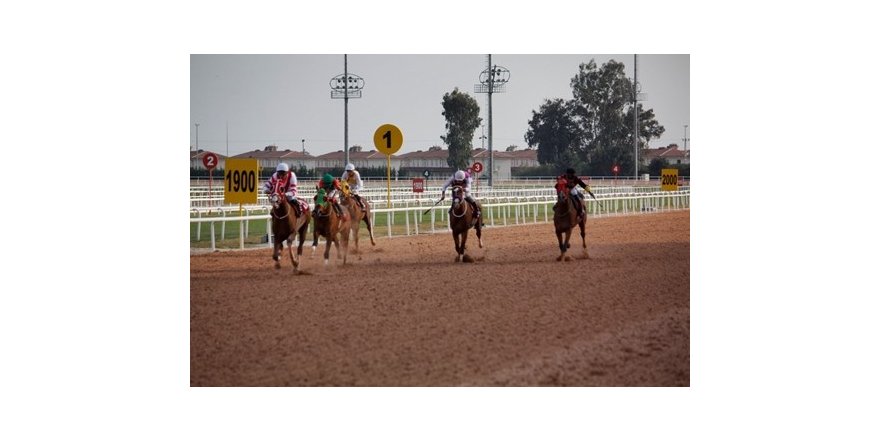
289;198;300;216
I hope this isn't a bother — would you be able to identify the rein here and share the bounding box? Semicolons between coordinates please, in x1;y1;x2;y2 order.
450;187;469;218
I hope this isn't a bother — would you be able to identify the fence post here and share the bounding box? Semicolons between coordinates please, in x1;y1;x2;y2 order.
210;221;216;251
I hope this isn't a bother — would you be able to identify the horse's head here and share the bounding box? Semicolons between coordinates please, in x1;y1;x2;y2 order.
269;192;283;210
451;185;465;207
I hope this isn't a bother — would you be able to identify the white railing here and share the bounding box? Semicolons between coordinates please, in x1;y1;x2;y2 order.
190;189;690;251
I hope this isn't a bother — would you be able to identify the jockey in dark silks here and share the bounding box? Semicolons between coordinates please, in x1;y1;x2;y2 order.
557;168;596;221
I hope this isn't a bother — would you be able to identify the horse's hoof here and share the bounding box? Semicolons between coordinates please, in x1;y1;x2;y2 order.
462;254;475;263
324;259;329;266
556;255;564;261
564;256;572;262
274;262;281;269
455;255;461;263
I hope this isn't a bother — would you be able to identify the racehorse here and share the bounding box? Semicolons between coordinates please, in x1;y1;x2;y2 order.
269;192;311;273
449;185;483;263
553;182;588;261
311;189;351;266
339;180;375;253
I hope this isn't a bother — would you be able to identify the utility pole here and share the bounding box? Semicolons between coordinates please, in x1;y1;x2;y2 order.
633;54;639;178
195;123;200;152
682;124;689;152
301;138;305;155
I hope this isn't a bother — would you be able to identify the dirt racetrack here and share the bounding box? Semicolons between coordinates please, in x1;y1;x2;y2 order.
191;210;689;386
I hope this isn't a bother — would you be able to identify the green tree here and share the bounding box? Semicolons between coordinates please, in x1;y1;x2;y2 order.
569;59;665;175
524;98;584;173
648;157;669;176
441;88;482;170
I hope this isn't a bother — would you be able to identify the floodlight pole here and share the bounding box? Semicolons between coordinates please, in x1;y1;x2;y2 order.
474;55;509;187
344;54;349;166
330;55;364;170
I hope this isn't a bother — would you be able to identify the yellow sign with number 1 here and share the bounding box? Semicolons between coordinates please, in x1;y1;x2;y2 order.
374;124;403;220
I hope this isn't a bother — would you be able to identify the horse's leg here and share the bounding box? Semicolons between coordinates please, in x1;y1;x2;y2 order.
563;229;572;261
364;208;376;246
324;233;333;266
296;223;308;270
475;218;483;248
286;235;297;272
351;212;360;254
311;224;319;258
556;231;565;261
461;229;473;263
341;224;349;265
578;219;590;259
273;238;282;269
453;231;462;262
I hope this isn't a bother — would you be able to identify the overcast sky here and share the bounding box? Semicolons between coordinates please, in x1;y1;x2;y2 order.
190;54;689;158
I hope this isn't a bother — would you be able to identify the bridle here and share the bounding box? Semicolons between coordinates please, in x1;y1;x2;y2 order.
270;193;290;220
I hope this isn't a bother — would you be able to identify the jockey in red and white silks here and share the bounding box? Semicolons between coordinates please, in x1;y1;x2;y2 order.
262;163;300;213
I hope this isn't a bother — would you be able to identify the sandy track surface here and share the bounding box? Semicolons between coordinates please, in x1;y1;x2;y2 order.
191;210;689;386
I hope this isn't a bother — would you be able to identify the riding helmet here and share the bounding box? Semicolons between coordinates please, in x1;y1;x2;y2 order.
276;163;290;172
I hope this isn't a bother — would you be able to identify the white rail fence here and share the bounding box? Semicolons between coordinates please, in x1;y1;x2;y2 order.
190;189;690;251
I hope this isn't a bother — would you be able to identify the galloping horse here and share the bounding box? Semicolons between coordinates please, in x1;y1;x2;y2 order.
553;182;588;261
269;193;311;273
339;180;375;253
449;185;483;263
311;189;352;266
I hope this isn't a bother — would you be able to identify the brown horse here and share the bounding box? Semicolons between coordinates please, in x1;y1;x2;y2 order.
339;183;375;253
553;187;587;261
311;193;351;266
269;193;311;273
449;185;483;263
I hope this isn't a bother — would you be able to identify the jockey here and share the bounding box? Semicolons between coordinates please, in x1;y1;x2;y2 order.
313;172;345;218
340;163;366;210
262;163;301;216
557;168;595;221
440;169;482;225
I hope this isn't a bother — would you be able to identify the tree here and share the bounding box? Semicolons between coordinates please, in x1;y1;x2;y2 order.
524;98;584;173
441;88;482;170
648;157;669;176
569;59;665;175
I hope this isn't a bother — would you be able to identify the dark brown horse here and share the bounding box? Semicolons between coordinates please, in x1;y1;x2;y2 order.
269;193;311;273
449;185;483;263
553;187;587;261
311;192;352;266
339;183;375;253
